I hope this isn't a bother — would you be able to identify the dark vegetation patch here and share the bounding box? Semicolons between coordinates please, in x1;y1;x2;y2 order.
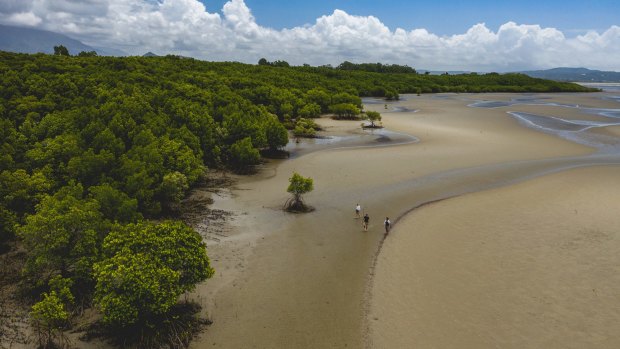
260;148;290;159
362;124;384;129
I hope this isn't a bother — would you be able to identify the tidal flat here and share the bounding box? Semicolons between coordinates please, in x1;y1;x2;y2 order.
188;91;620;348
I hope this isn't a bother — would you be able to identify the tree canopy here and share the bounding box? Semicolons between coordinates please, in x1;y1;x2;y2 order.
365;111;382;127
337;61;416;74
53;45;69;56
93;220;214;327
285;172;314;212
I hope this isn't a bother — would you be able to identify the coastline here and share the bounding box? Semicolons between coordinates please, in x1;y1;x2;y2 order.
190;92;619;348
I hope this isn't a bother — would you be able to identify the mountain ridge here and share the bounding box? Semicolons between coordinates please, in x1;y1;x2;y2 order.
0;24;125;56
518;67;620;83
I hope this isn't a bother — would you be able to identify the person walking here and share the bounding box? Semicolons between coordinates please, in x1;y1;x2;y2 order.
355;203;361;218
363;213;370;231
384;217;391;235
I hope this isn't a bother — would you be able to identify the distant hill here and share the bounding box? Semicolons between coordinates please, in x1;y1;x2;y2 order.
143;52;159;57
519;67;620;83
0;24;125;56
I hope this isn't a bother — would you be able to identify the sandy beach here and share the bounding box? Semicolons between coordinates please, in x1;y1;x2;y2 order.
189;91;620;348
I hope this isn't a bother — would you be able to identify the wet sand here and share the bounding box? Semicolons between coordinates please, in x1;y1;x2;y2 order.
369;167;620;348
190;92;620;348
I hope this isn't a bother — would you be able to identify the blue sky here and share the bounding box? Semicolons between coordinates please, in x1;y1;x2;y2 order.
201;0;620;36
1;0;619;71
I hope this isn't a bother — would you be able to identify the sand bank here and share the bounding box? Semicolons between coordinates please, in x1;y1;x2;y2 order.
369;166;620;348
190;92;620;348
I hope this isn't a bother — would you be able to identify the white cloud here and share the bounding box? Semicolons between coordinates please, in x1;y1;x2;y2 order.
1;0;618;71
1;11;42;26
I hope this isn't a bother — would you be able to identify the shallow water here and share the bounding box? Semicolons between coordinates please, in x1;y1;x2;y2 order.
381;92;620;223
390;106;418;113
284;128;417;158
579;83;620;92
463;92;620;151
602;95;620;103
469;99;579;109
581;107;620;119
508;112;620;151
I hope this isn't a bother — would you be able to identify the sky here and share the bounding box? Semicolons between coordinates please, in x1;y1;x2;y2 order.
1;0;619;71
202;0;620;36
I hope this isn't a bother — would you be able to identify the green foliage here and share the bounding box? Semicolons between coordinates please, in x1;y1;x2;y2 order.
298;103;321;118
0;205;17;247
287;172;313;202
31;276;74;349
305;88;331;113
78;51;98;57
53;45;69;56
265;118;289;150
159;171;189;211
257;58;290;67
66;148;115;186
229;137;261;173
331;92;362;107
88;184;141;223
31;292;70;325
384;89;399;100
93;221;213;327
337;61;416;74
94;251;178;327
293;118;319;138
329;103;361;120
0;169;51;218
18;182;107;288
47;275;75;306
31;291;70;348
222;110;268;149
365;111;382;127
